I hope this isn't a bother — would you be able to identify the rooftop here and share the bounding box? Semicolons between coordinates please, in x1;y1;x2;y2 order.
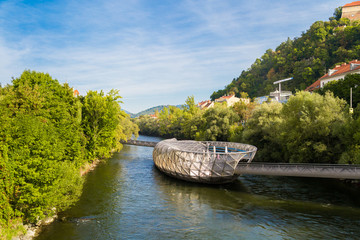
319;60;360;80
215;95;235;101
344;1;360;7
305;79;321;92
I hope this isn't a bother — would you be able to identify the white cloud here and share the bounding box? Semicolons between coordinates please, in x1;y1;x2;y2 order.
0;0;351;112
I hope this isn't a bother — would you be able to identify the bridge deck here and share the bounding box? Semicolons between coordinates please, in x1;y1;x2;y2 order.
121;140;360;180
235;162;360;179
121;139;158;147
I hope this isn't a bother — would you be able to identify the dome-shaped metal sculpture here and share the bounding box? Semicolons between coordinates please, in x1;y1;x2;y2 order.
153;139;257;184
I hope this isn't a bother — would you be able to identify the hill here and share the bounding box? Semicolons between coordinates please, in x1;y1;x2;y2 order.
129;105;182;118
123;109;135;118
211;11;360;100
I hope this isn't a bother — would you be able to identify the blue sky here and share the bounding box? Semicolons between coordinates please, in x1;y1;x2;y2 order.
0;0;350;113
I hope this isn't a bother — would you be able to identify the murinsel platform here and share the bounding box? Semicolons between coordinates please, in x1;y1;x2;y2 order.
152;139;257;184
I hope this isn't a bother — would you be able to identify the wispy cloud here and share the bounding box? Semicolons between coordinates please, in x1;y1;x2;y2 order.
0;0;350;112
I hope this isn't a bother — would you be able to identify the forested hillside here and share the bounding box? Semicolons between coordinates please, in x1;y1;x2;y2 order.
211;10;360;100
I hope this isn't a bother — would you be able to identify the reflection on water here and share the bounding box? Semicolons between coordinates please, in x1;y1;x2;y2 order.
36;136;360;240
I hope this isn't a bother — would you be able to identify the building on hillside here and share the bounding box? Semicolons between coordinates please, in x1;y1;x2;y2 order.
305;59;360;92
197;100;214;110
270;77;293;102
342;1;360;20
269;90;292;102
305;79;321;92
255;96;270;104
215;94;250;107
149;114;158;119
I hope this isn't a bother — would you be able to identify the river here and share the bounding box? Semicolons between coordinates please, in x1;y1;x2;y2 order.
36;135;360;239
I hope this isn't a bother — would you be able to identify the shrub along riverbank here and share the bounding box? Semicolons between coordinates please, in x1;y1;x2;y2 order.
0;71;139;239
135;91;360;165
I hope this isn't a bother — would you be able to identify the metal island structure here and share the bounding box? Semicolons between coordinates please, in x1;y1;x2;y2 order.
152;139;257;184
122;139;360;183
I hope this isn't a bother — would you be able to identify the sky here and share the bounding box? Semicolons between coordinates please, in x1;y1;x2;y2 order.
0;0;350;113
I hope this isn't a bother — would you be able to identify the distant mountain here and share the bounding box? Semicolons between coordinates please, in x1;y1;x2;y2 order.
126;105;182;118
123;109;135;118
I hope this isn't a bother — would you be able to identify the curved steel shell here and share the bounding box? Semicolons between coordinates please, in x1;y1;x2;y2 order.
153;139;257;184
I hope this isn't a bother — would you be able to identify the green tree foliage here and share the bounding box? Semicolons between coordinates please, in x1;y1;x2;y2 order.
158;105;185;138
135;96;245;142
81;89;137;159
232;101;256;121
0;70;138;236
280;91;347;163
242;101;285;162
181;96;202;139
0;145;15;226
330;7;342;21
318;74;360;109
0;71;86;224
133;115;160;136
339;115;360;164
196;104;239;141
137;91;357;165
242;91;348;163
212;17;360;100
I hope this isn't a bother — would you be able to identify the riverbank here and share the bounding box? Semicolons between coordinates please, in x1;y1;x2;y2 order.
7;155;113;240
35;136;360;240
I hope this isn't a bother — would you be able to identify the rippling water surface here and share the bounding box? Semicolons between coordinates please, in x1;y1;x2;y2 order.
36;135;360;240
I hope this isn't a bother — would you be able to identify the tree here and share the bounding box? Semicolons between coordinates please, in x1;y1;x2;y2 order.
133;115;160;136
339;115;360;164
330;7;342;21
232;101;257;122
0;70;85;224
82;89;132;159
280;91;348;163
318;74;360;109
0;70;139;235
196;104;239;141
242;101;285;162
181;96;202;139
157;105;184;138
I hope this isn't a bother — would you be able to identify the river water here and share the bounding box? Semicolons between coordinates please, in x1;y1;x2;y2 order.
36;135;360;240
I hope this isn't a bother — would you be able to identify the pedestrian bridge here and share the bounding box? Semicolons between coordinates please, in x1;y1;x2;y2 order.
121;140;360;180
235;162;360;180
121;139;158;147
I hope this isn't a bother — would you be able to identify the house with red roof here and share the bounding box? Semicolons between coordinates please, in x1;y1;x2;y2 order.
342;1;360;20
197;100;214;110
149;114;158;119
305;60;360;92
215;94;250;107
198;95;251;110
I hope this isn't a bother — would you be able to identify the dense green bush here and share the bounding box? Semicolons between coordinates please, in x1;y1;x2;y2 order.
281;91;348;163
195;104;239;141
338;115;360;164
242;101;285;162
135;96;247;142
242;91;349;163
137;91;355;165
318;74;360;109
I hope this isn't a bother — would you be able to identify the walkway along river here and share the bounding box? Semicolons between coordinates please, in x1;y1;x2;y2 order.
36;135;360;239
